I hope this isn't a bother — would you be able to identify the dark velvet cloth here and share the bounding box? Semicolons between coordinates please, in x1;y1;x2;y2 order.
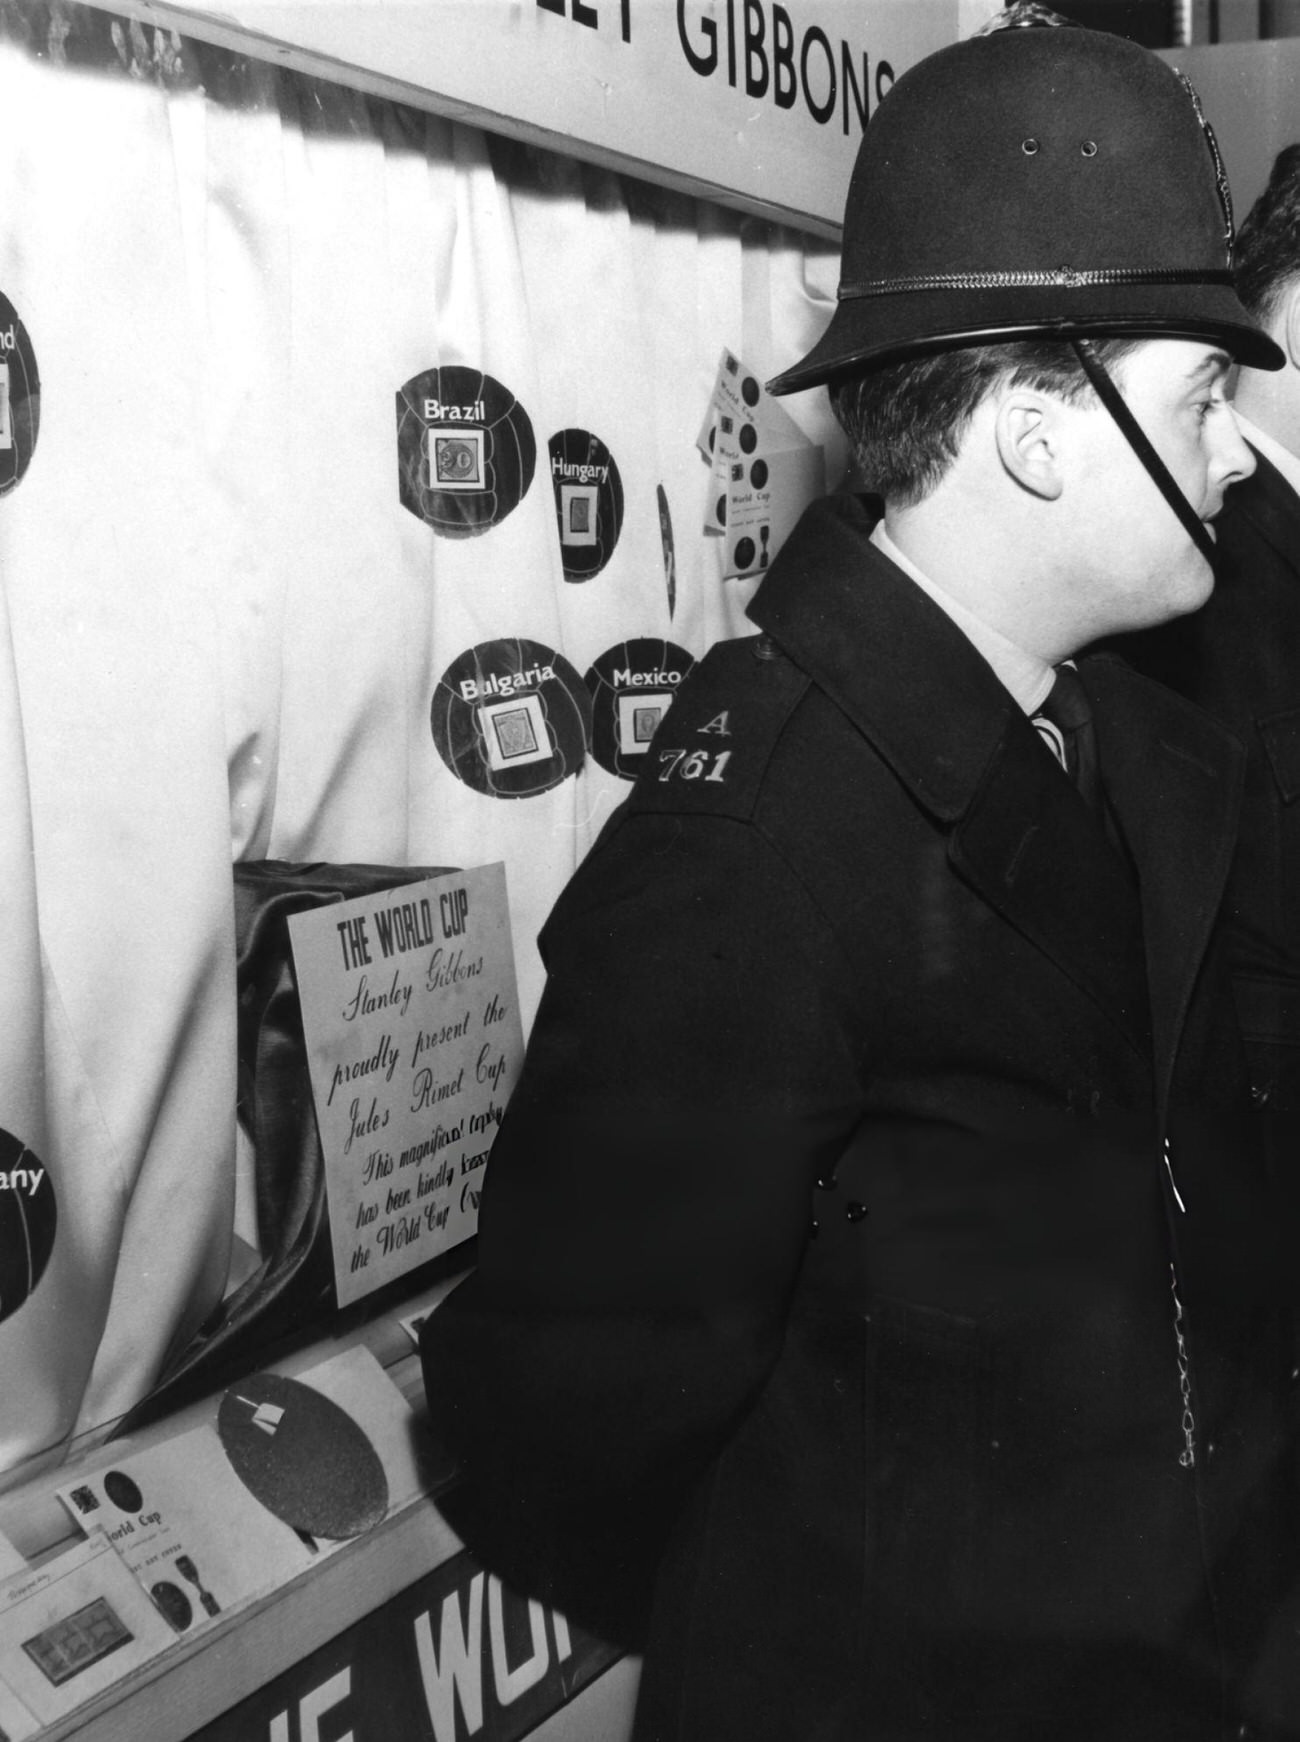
118;860;451;1432
423;496;1300;1740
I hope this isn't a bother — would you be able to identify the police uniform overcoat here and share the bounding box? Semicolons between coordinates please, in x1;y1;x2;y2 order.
1123;447;1300;1115
422;493;1300;1742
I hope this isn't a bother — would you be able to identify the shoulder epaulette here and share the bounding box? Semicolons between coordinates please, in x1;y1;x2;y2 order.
623;633;810;821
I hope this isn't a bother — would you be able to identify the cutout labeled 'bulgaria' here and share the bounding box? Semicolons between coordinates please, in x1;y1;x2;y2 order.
431;638;592;798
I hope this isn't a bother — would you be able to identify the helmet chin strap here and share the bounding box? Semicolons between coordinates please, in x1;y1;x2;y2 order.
1070;338;1217;566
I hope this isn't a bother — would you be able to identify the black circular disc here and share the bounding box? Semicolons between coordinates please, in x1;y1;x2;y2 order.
103;1470;143;1514
395;364;536;538
218;1371;389;1539
0;294;40;496
150;1581;193;1632
0;1129;56;1326
431;637;592;799
546;427;625;581
584;638;696;780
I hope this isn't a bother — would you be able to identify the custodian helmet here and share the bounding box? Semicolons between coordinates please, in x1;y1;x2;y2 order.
767;14;1283;396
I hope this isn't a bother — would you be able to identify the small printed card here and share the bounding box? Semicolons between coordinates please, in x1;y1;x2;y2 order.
288;863;524;1307
0;1669;38;1741
0;1534;175;1725
54;1347;434;1638
55;1426;321;1626
0;1528;27;1583
698;348;825;579
723;441;825;582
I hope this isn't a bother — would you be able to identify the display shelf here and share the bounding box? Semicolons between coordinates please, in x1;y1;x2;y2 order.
0;1281;637;1742
37;1491;460;1742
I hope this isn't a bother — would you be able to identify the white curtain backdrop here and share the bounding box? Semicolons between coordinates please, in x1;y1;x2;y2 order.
0;5;842;1469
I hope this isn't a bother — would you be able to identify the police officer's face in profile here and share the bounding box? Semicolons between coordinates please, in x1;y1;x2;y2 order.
1069;338;1254;633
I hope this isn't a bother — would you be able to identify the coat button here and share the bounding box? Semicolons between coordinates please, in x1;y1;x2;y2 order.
845;1201;868;1223
752;634;777;661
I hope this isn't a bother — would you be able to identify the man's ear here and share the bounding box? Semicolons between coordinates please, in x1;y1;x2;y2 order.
993;389;1065;501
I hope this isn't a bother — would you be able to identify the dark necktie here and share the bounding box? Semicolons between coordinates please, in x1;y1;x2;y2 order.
1032;662;1101;814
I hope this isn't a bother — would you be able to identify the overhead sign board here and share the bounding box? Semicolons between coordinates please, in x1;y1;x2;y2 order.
81;0;977;238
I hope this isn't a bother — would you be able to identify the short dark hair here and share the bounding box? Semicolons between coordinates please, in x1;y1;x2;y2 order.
831;337;1140;507
1235;144;1300;324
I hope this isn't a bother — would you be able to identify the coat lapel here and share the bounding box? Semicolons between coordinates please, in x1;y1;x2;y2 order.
750;497;1243;1081
947;717;1151;1058
1082;655;1244;1118
749;495;1154;1055
1240;448;1300;577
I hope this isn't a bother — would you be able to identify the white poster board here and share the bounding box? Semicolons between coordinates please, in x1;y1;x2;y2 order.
289;864;524;1307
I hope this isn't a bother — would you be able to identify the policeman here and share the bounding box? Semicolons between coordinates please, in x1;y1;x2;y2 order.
1121;145;1300;1139
423;14;1300;1739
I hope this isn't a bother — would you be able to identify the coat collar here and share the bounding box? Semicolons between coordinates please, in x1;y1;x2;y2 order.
748;494;1244;1092
1235;445;1300;576
747;493;1020;825
1085;654;1244;1111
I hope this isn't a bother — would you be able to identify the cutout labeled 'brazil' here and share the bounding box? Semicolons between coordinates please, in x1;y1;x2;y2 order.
396;365;535;538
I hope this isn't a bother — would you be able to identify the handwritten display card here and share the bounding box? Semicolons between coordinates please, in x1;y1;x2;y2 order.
288;864;523;1306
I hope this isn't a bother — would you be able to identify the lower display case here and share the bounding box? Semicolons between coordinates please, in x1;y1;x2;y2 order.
0;1285;640;1742
188;1530;633;1742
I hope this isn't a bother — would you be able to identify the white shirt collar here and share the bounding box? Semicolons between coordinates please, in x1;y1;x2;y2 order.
870;520;1055;716
1231;411;1300;500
